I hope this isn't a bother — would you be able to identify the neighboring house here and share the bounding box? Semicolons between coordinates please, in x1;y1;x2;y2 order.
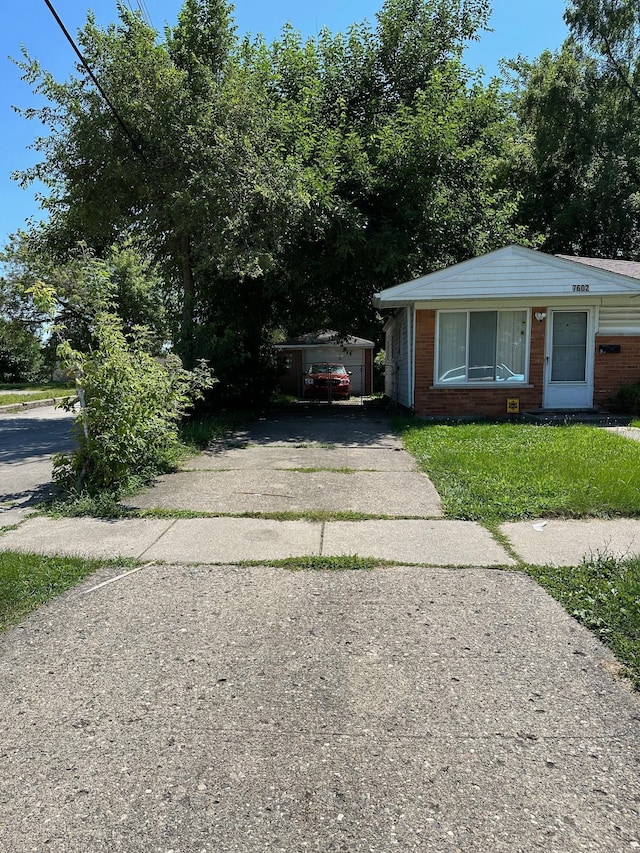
274;330;375;397
375;245;640;417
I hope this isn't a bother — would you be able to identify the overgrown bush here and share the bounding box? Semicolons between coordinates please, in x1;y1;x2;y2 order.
53;312;215;495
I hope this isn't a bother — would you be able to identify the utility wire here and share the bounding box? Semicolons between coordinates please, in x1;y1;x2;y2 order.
138;0;154;29
124;0;153;29
42;0;147;162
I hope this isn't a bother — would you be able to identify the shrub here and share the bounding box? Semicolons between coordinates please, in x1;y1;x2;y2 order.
53;312;215;494
610;380;640;415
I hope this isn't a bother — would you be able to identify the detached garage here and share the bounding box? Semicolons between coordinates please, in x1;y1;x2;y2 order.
274;330;375;398
375;245;640;417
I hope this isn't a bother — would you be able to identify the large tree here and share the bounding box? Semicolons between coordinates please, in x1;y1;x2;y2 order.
511;0;640;257
565;0;640;102
11;0;527;397
231;0;526;340
1;234;169;356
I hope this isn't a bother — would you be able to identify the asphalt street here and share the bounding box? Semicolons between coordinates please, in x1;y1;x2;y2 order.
0;405;75;520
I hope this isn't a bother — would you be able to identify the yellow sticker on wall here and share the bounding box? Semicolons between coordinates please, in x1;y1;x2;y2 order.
506;397;520;414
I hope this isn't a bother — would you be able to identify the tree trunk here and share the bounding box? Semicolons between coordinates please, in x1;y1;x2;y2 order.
180;233;195;369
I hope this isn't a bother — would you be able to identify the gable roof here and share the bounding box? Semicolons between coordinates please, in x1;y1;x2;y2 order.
375;245;640;306
556;255;640;279
274;330;374;349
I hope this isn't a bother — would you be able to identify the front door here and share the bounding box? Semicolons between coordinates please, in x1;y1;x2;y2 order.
543;309;594;409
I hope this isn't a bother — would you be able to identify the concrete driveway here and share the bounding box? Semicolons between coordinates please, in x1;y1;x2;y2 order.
0;405;638;851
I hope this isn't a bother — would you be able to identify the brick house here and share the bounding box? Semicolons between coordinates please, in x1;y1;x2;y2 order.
375;245;640;417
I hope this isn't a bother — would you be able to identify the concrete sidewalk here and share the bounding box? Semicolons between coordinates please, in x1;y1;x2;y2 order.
1;407;639;852
4;512;640;566
0;515;515;566
0;564;638;852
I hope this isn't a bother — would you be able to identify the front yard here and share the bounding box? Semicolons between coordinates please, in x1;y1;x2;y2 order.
398;419;640;688
398;420;640;522
0;416;638;689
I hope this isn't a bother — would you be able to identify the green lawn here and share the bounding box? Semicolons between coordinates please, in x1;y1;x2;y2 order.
0;551;105;631
0;383;75;406
398;421;640;522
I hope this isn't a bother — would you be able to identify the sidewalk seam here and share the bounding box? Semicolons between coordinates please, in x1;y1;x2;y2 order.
319;520;326;556
137;518;178;560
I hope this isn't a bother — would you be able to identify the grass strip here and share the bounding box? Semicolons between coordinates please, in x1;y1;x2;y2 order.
0;383;75;406
239;555;394;571
0;551;111;631
398;420;640;522
0;391;75;406
275;467;362;474
43;500;431;523
525;553;640;689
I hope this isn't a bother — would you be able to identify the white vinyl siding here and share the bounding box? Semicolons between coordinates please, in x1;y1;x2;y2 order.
384;309;412;407
598;307;640;335
377;246;640;305
436;309;528;385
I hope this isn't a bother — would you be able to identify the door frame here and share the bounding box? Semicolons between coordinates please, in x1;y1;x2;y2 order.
543;308;595;409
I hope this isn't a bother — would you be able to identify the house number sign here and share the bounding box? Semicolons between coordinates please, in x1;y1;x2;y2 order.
572;284;590;292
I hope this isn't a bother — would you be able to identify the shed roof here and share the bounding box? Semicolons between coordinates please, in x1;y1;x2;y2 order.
375;245;640;306
275;330;374;348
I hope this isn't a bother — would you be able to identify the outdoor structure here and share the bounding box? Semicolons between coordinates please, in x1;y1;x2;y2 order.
274;330;375;398
375;244;640;417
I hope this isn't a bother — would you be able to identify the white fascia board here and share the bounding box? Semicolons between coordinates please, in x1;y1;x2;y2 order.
414;293;640;311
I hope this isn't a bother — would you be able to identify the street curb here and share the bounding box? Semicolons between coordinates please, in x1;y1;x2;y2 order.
0;398;62;415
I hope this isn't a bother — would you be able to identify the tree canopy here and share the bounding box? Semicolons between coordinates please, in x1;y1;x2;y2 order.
510;0;640;257
8;0;639;398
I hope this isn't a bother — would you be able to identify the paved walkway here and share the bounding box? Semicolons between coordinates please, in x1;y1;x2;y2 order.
1;406;639;852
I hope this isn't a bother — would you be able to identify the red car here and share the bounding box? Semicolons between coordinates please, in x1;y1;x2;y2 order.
303;363;351;399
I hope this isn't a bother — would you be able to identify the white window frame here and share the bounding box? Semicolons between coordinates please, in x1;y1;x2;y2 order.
434;308;531;387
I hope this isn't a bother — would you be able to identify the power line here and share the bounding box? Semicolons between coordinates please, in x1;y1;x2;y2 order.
123;0;154;29
137;0;154;30
42;0;147;162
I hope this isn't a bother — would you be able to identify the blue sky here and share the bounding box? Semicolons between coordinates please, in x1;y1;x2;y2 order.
0;0;570;249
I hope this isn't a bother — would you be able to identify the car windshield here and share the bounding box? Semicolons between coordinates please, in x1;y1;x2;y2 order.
309;363;347;374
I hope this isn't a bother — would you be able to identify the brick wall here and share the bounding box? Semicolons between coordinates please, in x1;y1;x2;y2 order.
594;336;640;407
413;308;547;418
409;310;640;417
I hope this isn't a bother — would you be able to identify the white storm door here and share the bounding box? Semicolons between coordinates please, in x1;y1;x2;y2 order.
544;309;594;409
